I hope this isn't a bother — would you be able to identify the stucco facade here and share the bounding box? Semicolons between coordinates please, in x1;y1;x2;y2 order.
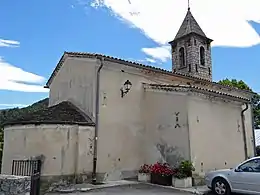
44;54;254;180
188;96;245;172
49;57;97;120
143;89;190;164
2;124;94;177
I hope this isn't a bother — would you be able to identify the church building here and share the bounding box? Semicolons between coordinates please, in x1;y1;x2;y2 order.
1;7;255;183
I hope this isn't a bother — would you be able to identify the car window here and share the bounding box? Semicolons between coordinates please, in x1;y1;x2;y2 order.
239;159;260;173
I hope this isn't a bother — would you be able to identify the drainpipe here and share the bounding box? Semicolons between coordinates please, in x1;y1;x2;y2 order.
241;103;249;160
92;57;104;184
250;98;257;156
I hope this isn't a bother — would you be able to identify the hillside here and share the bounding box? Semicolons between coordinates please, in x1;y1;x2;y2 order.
0;98;49;129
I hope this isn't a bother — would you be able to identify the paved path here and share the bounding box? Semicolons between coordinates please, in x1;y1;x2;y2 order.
46;184;213;195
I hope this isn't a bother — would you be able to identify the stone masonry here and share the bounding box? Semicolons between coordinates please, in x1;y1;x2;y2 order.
169;8;213;81
171;35;212;81
0;175;31;195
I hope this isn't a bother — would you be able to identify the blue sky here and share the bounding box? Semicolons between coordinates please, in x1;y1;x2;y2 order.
0;0;259;109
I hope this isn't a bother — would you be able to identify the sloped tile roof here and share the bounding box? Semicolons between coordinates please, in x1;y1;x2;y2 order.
4;101;94;126
45;51;212;87
45;52;253;96
145;84;250;102
170;9;212;42
174;9;206;39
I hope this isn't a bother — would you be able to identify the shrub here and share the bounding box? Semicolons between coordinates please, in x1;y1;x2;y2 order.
174;160;195;179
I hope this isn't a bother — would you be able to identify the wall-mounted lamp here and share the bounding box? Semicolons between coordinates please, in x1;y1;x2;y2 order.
120;80;132;98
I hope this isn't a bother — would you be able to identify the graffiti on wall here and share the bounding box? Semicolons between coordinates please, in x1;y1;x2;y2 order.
174;112;181;128
157;111;183;131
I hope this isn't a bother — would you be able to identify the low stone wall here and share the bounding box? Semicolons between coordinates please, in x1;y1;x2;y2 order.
192;174;206;186
0;174;31;195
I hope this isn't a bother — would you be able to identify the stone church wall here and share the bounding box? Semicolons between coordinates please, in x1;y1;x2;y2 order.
96;62;149;180
94;61;188;181
45;54;254;181
143;90;190;166
2;124;94;179
188;95;247;174
48;57;97;120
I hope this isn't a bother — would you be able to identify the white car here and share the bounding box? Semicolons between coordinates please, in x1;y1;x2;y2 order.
205;156;260;195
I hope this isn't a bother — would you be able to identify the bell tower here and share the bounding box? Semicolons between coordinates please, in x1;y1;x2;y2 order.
169;7;213;81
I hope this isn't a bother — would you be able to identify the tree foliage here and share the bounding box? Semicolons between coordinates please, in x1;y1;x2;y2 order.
218;79;251;91
0;98;49;129
218;79;260;129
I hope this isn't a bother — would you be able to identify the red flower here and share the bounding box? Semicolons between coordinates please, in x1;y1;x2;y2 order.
139;164;152;173
150;162;175;176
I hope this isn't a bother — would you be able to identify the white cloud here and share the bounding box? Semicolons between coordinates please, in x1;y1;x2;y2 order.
142;46;171;62
90;0;260;47
89;0;260;61
0;103;28;108
126;57;159;65
0;39;20;47
0;57;49;92
145;58;156;63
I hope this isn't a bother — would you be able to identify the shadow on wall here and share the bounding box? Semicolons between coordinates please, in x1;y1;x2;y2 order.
156;142;184;167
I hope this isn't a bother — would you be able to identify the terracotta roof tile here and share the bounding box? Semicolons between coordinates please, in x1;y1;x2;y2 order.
146;84;250;102
4;101;94;126
45;52;253;95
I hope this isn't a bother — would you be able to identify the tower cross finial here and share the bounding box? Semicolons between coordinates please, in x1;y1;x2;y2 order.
188;0;190;10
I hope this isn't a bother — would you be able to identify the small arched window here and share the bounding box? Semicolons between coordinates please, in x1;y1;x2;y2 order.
200;46;205;66
187;38;191;46
179;47;185;67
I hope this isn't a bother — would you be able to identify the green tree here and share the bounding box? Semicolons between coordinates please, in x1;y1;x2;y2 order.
218;79;260;129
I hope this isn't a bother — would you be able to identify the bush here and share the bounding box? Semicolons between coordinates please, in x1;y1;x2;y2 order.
174;160;195;179
147;160;195;179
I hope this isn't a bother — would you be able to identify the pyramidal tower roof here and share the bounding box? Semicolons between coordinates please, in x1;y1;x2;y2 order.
171;8;211;42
